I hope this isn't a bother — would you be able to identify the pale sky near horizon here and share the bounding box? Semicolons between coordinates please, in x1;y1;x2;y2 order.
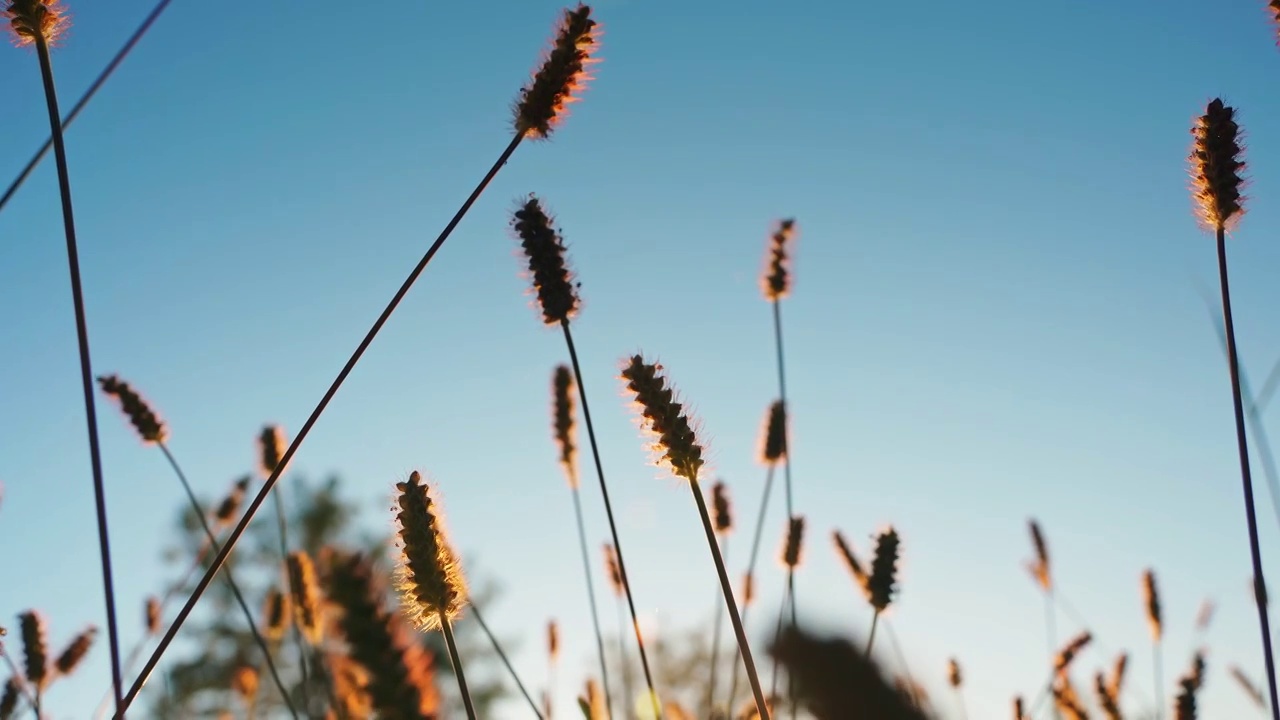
3;0;1280;718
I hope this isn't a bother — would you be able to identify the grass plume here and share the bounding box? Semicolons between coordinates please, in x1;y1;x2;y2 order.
97;375;168;444
515;196;580;326
514;3;598;139
761;219;796;302
833;531;870;592
392;471;468;631
1095;672;1121;720
263;586;289;642
1054;632;1092;675
53;626;96;676
865;527;901;654
145;597;160;635
1230;664;1266;709
553;364;578;486
4;0;67;45
286;551;323;644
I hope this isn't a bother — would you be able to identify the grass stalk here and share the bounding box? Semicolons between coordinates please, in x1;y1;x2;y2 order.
439;614;477;720
570;485;614;713
1153;640;1163;720
469;606;544;720
116;132;523;717
706;537;729;717
157;443;298;719
561;322;662;719
0;0;176;215
865;611;881;656
690;477;771;720
727;462;776;713
1215;226;1280;720
270;486;313;709
771;301;793;522
31;32;124;716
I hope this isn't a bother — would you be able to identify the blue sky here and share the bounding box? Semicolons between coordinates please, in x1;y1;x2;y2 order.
2;0;1280;717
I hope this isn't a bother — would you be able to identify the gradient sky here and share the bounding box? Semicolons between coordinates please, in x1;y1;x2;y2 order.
2;0;1280;717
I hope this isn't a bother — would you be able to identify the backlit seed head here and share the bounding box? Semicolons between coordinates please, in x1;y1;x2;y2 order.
393;471;468;631
145;596;161;634
263;586;290;641
514;4;599;139
781;515;805;569
213;476;251;529
711;480;733;535
53;626;96;675
514;196;580;326
1190;98;1246;232
258;425;287;479
1054;632;1093;675
759;400;787;465
833;530;870;591
97;375;168;444
231;666;259;705
761;219;797;301
1027;519;1051;591
602;543;623;598
866;527;900;612
5;0;67;46
548;620;559;661
553;365;578;486
287;552;323;644
17;611;48;691
0;678;17;719
1143;569;1162;642
947;658;962;689
619;354;705;483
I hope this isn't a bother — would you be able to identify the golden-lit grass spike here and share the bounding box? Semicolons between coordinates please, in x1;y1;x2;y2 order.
213;475;251;529
514;3;598;139
602;543;623;597
1013;696;1025;720
1052;676;1088;720
742;571;755;606
1054;632;1092;674
0;678;16;719
4;0;67;46
258;425;287;479
832;530;870;592
1230;664;1267;709
514;196;580;325
286;551;323;644
578;678;608;720
393;471;468;630
53;626;96;675
329;652;374;720
231;665;259;706
548;619;559;662
1175;659;1202;720
553;364;578;486
947;658;961;688
759;400;787;465
712;480;733;535
1027;519;1051;591
18;611;49;691
761;219;796;301
263;586;290;641
1095;672;1121;720
867;527;900;612
781;516;804;569
619;354;705;482
1188;650;1205;691
145;596;160;635
1143;569;1162;641
327;551;440;718
1271;2;1280;44
1190;98;1246;232
1108;652;1128;699
97;375;168;444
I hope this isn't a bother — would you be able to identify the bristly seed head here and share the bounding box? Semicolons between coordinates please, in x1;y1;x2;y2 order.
514;4;598;139
579;678;608;720
947;658;962;689
258;425;287;479
145;596;161;635
53;626;96;675
1143;568;1162;642
619;354;705;482
1095;672;1121;720
761;218;797;301
1054;632;1092;675
1190;98;1246;232
18;611;48;691
711;480;732;534
552;364;578;486
0;678;17;719
213;475;251;529
1027;519;1051;591
867;527;900;612
741;571;755;606
287;551;324;644
263;585;290;641
393;471;468;631
1108;652;1128;700
5;0;67;47
547;620;559;661
232;665;259;706
602;543;623;598
514;196;580;326
1271;2;1280;45
97;375;168;444
781;515;805;569
833;530;870;591
760;400;787;465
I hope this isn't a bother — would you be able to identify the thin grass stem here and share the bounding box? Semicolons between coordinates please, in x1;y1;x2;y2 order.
116;133;524;717
1153;641;1163;720
270;487;313;710
690;477;771;720
570;485;614;713
560;321;662;719
706;537;729;717
882;620;920;710
1216;226;1280;720
469;606;544;720
616;594;635;720
32;34;123;716
440;614;477;720
865;612;880;657
726;463;776;714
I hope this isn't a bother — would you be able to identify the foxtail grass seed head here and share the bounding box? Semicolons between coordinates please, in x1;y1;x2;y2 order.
1175;674;1199;720
514;4;598;139
17;611;48;691
759;400;787;465
213;475;251;529
232;665;259;705
833;530;870;590
1143;569;1162;642
514;196;580;325
867;527;900;611
619;354;705;482
1108;652;1128;699
742;571;755;606
97;375;168;444
1027;519;1051;591
712;480;733;535
263;586;290;641
1053;677;1088;720
1230;664;1266;708
287;551;323;643
145;596;161;635
781;515;805;569
552;364;578;486
1271;1;1280;44
0;678;15;720
548;619;559;662
5;0;67;46
947;658;961;689
1054;632;1092;675
258;425;287;479
53;626;95;675
578;678;608;720
393;471;468;630
603;543;623;598
1013;696;1025;720
1190;98;1246;232
761;219;797;301
1095;672;1121;720
1189;651;1206;691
